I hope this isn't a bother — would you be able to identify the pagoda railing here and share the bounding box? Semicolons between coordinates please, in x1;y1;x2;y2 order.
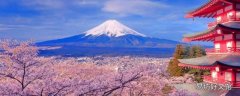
208;21;218;28
207;19;234;28
203;75;226;84
233;81;240;88
203;75;240;87
205;47;240;54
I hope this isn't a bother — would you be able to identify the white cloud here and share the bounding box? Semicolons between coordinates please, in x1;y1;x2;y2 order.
77;0;103;5
102;0;170;16
0;23;58;31
22;0;65;10
20;0;104;10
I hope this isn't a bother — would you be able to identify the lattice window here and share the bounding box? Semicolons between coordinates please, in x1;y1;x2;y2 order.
225;5;233;11
225;72;232;81
236;4;240;9
217;16;222;22
215;43;220;50
217;9;224;15
236;34;240;39
236;41;240;49
215;36;222;41
224;34;232;40
227;11;234;20
237;73;240;81
212;71;218;79
237;11;240;19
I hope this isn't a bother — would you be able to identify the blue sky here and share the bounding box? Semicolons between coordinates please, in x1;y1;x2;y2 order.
0;0;213;42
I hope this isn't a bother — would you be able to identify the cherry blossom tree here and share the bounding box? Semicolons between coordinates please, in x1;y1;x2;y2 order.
169;89;199;96
0;40;54;95
0;40;198;96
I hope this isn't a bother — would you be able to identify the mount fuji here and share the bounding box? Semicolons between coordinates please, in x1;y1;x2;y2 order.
37;20;180;57
85;20;146;37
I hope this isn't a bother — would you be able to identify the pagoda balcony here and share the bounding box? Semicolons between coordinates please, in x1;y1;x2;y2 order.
203;75;240;88
203;75;226;84
205;48;240;54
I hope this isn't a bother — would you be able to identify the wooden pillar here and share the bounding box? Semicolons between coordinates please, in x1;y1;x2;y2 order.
232;69;236;85
232;33;237;52
233;3;237;20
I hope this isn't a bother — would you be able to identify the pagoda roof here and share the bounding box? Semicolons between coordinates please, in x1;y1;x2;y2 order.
186;0;235;18
183;22;240;42
223;21;240;29
178;54;240;68
184;25;216;38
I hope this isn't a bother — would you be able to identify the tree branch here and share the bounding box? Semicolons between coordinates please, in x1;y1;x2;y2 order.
102;73;143;96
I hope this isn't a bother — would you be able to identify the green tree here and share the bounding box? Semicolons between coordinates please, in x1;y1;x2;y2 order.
187;69;210;82
168;44;208;78
190;45;206;58
167;45;185;76
182;45;208;82
188;46;194;58
173;45;185;59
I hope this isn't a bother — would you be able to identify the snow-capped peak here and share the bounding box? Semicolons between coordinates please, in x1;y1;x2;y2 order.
84;19;146;37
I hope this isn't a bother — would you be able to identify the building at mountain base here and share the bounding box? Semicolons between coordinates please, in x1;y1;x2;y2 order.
179;0;240;88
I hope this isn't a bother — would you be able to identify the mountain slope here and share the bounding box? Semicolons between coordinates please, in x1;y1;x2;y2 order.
38;19;180;48
38;34;179;48
37;19;180;57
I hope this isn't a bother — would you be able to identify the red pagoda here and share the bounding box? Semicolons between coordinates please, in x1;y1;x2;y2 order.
179;0;240;88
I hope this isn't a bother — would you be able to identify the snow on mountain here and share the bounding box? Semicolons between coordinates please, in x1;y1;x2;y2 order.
84;19;146;37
